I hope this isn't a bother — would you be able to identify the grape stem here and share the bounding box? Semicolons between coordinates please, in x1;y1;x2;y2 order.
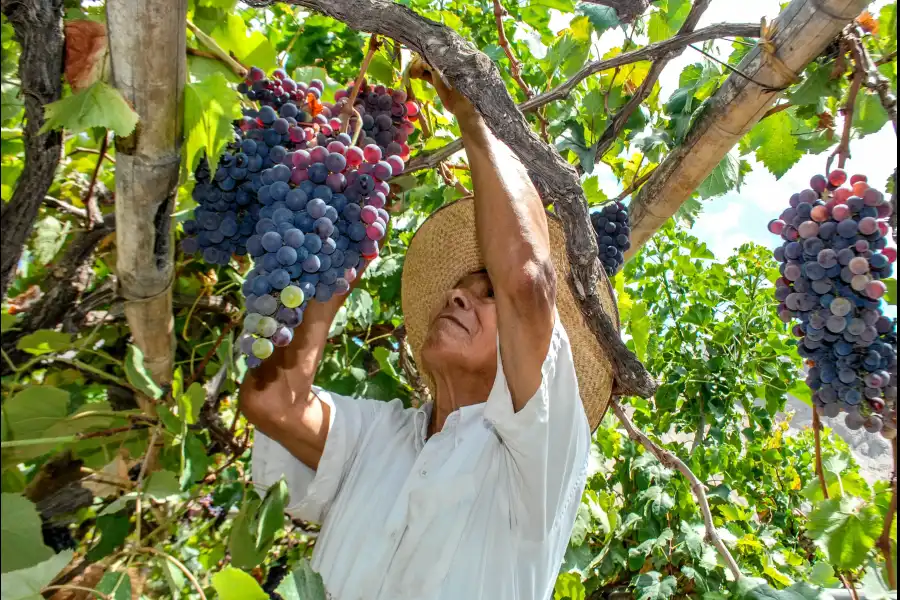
341;34;381;135
186;20;247;79
491;0;532;99
610;398;743;581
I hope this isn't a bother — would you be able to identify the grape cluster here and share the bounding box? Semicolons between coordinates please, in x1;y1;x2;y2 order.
590;201;631;276
767;169;898;439
181;67;417;369
262;557;289;600
42;523;76;553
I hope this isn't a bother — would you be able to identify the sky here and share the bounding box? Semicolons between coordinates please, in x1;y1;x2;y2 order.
543;0;896;261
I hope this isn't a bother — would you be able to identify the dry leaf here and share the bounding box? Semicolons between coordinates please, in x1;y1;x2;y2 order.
65;20;109;93
856;11;879;35
82;449;136;498
8;284;43;314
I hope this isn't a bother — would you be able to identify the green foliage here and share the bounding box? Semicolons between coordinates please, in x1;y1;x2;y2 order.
40;81;139;137
0;494;54;573
183;71;242;174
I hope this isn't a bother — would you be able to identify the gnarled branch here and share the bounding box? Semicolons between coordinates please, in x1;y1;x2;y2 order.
0;0;66;299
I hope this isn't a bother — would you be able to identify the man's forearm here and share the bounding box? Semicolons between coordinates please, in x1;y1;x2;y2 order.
457;110;551;286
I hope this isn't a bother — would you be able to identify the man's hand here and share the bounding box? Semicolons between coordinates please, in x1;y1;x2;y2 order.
409;57;475;120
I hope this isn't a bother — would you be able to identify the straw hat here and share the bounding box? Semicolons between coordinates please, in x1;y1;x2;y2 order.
401;197;619;431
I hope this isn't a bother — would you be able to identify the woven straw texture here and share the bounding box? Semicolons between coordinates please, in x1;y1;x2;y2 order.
401;198;618;431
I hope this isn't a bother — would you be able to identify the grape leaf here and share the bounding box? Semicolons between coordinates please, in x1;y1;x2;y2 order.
808;561;838;587
554;572;586;600
276;560;328;600
211;567;269;600
124;345;163;400
0;494;54;573
807;496;881;570
16;330;72;355
229;494;266;569
628;301;650;361
697;151;741;199
180;433;210;491
143;470;181;500
0;550;73;600
31;215;70;265
632;571;677;600
255;479;288;553
881;278;896;305
40;81;138;136
853;92;889;136
183;71;241;174
210;14;277;74
577;4;619;35
751;111;803;178
85;513;130;562
583;176;609;205
372;346;400;379
2;386;69;442
647;11;672;43
177;382;205;425
95;571;132;600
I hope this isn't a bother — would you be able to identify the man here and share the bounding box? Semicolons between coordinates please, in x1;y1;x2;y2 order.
241;62;616;600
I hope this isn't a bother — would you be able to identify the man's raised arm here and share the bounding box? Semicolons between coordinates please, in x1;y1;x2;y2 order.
240;292;346;470
412;63;556;411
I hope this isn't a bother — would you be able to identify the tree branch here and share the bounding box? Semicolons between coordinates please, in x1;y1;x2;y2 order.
848;27;897;134
0;0;66;299
610;399;743;581
247;0;657;397
186;20;247;79
406;22;760;174
492;0;532;98
593;0;712;163
827;37;862;173
43;196;88;220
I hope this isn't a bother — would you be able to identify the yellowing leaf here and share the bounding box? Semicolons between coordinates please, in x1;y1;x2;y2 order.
210;14;277;74
40;81;138;137
212;567;269;600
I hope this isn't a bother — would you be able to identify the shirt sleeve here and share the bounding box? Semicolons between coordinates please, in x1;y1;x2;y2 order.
251;386;383;523
482;308;591;540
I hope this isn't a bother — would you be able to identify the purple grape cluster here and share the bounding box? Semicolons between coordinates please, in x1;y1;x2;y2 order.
767;169;898;439
591;201;631;276
334;80;417;160
181;66;417;368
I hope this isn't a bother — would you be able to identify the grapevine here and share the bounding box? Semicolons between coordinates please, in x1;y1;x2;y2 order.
591;201;631;277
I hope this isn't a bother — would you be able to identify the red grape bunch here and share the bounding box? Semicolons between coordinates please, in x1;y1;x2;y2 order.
181;66;419;368
591;201;631;277
767;169;897;439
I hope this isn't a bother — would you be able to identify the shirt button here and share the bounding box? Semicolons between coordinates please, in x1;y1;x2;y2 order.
419;469;427;477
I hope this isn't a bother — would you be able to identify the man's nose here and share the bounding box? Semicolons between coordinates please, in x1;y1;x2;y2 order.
446;288;471;311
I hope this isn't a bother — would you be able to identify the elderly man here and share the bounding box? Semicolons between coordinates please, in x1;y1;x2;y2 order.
241;64;616;600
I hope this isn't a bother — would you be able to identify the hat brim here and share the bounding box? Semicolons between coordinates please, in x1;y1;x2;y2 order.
400;198;619;431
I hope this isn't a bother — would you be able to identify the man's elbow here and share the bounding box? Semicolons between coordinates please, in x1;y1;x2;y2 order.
500;257;557;313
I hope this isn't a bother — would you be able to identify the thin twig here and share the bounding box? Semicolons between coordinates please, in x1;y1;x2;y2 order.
186;20;247;78
614;166;656;201
875;49;897;67
438;161;470;196
186;319;238;389
762;102;793;119
84;133;108;228
812;410;829;498
68;146;115;163
341;35;380;134
186;47;219;61
848;30;897;134
42;584;111;599
44;196;88;220
133;547;208;600
610;398;743;581
405;22;761;174
492;0;532;98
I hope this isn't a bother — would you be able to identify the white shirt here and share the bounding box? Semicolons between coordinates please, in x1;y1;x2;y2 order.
252;312;590;600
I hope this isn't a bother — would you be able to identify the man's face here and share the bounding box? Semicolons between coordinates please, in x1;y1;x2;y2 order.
420;271;498;377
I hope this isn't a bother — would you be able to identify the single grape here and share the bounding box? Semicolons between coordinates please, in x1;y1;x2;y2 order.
252;338;275;359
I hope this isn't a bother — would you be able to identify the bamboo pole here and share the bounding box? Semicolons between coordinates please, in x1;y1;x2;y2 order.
625;0;872;261
106;0;187;386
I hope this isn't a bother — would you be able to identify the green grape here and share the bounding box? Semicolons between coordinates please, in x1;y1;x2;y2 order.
252;338;275;359
257;316;278;338
244;312;263;334
280;285;305;308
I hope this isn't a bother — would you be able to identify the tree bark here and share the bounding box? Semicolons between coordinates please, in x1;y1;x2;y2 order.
0;0;65;299
626;0;872;260
106;0;187;386
248;0;657;397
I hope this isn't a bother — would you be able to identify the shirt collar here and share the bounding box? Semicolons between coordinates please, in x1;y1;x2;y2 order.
413;402;486;451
